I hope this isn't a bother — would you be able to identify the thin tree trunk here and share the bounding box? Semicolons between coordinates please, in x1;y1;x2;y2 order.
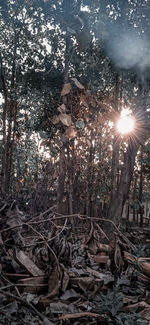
109;73;120;203
1;31;18;194
139;146;144;227
108;137;140;227
57;145;66;212
132;175;137;222
0;53;9;195
57;26;72;212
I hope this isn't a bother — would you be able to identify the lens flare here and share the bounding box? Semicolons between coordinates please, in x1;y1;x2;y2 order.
117;109;134;134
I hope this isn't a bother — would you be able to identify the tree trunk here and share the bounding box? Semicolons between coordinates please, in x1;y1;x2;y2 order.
0;53;8;195
139;146;144;227
108;137;140;227
57;12;72;212
57;145;66;212
132;175;137;223
1;30;18;194
110;73;120;202
107;71;149;237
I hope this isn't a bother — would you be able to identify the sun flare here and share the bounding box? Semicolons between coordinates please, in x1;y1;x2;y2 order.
117;109;135;135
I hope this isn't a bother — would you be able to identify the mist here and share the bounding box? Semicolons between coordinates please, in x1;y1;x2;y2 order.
106;27;150;70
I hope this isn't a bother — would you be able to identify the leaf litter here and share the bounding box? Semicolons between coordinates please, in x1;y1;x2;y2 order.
0;198;150;325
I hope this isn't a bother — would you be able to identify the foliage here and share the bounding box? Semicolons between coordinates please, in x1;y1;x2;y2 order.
0;0;150;223
93;286;147;325
93;285;124;317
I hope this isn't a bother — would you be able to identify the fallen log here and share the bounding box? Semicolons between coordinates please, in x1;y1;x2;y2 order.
124;251;150;278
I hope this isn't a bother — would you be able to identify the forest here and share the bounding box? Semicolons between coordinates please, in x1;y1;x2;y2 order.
0;0;150;324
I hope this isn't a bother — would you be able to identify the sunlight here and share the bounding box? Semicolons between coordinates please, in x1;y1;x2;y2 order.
117;108;135;134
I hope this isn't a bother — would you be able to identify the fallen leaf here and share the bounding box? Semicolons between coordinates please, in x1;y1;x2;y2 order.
61;264;69;292
87;139;91;148
93;255;109;264
80;93;88;106
46;265;61;299
123;295;139;304
140;307;150;321
124;251;150;278
57;104;66;113
126;301;150;312
59;114;72;126
60;289;78;300
114;242;124;272
78;277;94;292
52;115;60;124
61;83;71;96
86;267;114;284
49;301;79;314
43;318;55;325
65;126;76;139
15;249;44;277
72;78;84;89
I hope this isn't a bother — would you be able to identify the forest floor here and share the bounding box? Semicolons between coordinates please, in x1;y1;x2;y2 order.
0;198;150;325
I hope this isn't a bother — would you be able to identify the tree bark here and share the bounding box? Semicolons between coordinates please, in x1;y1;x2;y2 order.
0;53;8;195
108;137;140;230
57;6;72;212
139;146;144;227
110;73;120;202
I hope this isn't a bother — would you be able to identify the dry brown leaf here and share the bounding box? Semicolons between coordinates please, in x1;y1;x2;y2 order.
57;103;66;113
140;307;150;321
59;113;72;126
72;78;84;89
80;93;88;106
61;83;71;96
87;139;91;148
93;255;109;264
114;242;124;272
138;273;150;283
18;276;47;294
15;249;44;277
97;243;112;253
138;257;150;278
60;264;69;292
65;126;77;139
86;266;103;279
40;140;50;147
123;295;139;304
52;115;60;125
46;265;61;299
124;251;150;278
125;301;150;312
78;277;94;292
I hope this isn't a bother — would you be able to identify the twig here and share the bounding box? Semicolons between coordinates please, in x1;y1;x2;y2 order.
0;212;136;253
96;223;110;242
51;214;137;253
26;223;60;267
59;312;100;320
0;273;21;297
30;205;57;221
0;289;54;324
0;202;7;213
48;218;68;243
